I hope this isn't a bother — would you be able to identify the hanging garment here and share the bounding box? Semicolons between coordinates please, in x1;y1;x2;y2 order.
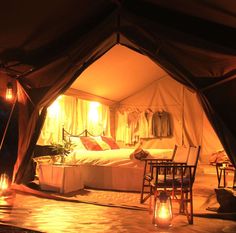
127;110;140;144
152;111;172;138
138;111;149;138
145;108;154;138
116;110;128;142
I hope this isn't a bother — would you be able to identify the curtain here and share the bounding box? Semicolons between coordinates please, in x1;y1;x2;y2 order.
37;95;110;145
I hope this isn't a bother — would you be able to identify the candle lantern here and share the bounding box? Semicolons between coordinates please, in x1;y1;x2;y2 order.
153;191;173;228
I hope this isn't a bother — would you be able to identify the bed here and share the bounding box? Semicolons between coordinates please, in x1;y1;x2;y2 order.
65;148;173;191
35;128;173;192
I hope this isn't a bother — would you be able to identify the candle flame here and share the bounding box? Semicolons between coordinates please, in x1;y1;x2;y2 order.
158;204;170;219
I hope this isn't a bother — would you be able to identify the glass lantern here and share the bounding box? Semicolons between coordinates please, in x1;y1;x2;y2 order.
153;191;173;228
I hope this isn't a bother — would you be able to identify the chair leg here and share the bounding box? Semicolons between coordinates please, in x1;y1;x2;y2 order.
178;186;185;214
189;188;193;224
140;161;151;204
140;182;152;204
183;190;193;224
152;193;158;224
149;193;153;214
140;179;145;203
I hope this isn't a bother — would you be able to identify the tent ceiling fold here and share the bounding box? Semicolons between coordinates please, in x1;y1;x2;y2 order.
70;45;167;102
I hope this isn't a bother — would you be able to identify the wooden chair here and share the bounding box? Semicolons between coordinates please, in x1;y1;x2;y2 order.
150;146;201;224
140;145;190;204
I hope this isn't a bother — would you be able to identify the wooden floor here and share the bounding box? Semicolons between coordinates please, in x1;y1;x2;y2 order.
0;165;235;233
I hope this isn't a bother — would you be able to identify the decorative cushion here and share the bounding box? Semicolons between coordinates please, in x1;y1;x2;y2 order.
69;136;86;150
101;136;120;149
80;136;103;151
93;136;111;150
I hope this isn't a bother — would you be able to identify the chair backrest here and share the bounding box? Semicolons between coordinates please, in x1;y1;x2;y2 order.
172;145;190;163
187;146;201;166
186;145;201;182
169;144;178;160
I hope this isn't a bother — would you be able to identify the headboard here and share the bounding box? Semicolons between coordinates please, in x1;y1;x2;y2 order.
62;127;100;141
62;127;120;150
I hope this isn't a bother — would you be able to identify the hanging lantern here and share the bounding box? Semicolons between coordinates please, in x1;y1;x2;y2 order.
153;191;173;228
6;82;13;101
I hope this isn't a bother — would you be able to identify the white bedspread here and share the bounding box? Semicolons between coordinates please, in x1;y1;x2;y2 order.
65;148;173;168
34;148;173;192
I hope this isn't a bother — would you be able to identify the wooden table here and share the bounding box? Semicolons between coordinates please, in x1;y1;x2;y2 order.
38;163;84;193
215;162;236;189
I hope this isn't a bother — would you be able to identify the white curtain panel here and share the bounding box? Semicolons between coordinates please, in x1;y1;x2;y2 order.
37;95;110;145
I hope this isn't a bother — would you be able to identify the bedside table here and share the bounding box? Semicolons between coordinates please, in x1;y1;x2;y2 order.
38;164;84;193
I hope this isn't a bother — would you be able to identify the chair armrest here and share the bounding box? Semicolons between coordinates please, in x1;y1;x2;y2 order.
151;163;194;168
141;158;172;162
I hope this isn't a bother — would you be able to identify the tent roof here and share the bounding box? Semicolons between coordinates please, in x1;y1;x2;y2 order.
1;0;236;70
70;45;167;102
151;0;236;28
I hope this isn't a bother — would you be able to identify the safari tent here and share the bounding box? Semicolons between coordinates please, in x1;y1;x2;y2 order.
0;0;236;186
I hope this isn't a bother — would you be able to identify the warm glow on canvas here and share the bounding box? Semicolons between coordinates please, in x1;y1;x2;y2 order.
88;101;101;123
48;96;62;117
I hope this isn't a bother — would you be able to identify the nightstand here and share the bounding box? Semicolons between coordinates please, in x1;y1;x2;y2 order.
38;164;84;193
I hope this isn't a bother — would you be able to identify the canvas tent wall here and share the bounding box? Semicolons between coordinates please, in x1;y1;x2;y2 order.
0;0;236;184
113;74;222;163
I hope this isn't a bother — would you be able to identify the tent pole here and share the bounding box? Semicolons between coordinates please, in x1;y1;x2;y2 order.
0;96;17;154
182;86;185;146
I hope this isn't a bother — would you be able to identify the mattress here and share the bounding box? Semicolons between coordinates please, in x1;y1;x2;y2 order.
65;148;173;168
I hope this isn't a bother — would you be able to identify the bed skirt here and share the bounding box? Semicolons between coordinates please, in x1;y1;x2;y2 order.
80;165;143;192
